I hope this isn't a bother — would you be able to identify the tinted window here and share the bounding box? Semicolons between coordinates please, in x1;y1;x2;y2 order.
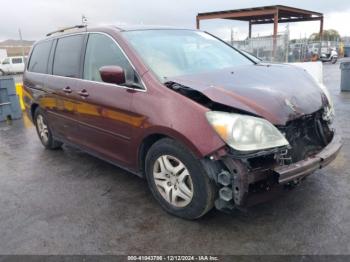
53;35;84;78
12;58;23;64
83;33;137;84
28;41;52;73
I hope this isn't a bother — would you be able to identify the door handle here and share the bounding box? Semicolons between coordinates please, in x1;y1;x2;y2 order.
63;86;72;94
78;89;89;98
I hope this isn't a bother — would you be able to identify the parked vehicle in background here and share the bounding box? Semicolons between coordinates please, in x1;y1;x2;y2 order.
23;25;341;219
320;48;338;64
0;56;26;75
0;49;7;62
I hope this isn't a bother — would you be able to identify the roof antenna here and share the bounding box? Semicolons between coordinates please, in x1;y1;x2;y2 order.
82;14;88;26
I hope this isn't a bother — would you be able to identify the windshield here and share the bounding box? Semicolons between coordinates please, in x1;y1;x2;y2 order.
123;30;253;80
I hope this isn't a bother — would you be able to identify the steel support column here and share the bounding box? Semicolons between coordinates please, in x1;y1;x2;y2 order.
273;11;279;61
319;16;324;39
248;21;252;38
196;16;200;29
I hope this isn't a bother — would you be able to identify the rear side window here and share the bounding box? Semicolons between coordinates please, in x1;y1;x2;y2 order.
28;41;52;73
53;35;84;78
12;58;23;64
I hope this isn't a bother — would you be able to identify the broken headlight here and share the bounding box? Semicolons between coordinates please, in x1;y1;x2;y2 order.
323;105;335;123
206;111;289;151
318;83;335;121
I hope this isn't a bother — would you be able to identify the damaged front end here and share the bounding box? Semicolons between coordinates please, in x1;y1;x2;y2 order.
165;80;342;212
219;114;341;212
202;109;342;212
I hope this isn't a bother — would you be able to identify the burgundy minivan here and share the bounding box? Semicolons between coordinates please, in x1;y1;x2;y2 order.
23;25;341;219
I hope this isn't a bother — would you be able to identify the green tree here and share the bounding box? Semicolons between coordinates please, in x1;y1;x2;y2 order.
309;29;341;41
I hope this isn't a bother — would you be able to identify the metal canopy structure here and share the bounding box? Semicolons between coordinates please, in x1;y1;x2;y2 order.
196;5;324;55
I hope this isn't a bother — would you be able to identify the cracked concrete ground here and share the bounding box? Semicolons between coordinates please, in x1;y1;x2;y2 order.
0;61;349;255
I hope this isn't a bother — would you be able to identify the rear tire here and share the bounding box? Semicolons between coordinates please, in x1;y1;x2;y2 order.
331;57;337;64
34;108;63;150
145;138;216;219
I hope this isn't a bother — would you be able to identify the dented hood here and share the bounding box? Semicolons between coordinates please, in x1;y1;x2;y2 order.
168;64;327;126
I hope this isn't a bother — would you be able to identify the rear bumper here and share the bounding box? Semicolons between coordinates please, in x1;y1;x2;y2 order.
275;134;342;184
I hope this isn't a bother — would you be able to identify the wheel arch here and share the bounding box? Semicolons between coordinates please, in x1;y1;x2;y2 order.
138;133;167;175
30;103;39;120
137;128;205;175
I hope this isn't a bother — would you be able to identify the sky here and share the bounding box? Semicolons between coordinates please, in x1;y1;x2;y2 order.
1;0;350;41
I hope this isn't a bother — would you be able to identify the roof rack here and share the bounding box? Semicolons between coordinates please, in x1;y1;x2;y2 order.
46;25;87;37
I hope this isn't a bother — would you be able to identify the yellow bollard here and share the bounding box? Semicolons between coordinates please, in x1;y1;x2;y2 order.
15;83;25;111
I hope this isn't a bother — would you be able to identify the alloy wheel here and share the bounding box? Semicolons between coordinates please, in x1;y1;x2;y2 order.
36;114;49;144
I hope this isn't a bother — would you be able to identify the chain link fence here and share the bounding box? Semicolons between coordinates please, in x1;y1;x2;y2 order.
231;35;342;63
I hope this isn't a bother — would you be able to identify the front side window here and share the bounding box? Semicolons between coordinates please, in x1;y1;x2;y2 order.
2;58;10;65
12;58;23;64
83;33;138;84
27;40;52;73
53;35;84;78
123;30;253;81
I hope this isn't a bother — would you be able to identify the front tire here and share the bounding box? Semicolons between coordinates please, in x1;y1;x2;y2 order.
145;138;216;219
34;108;63;150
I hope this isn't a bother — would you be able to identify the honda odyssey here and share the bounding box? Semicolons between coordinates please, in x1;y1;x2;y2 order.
23;25;342;219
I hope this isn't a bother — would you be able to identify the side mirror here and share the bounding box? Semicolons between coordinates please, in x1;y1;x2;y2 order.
99;66;126;85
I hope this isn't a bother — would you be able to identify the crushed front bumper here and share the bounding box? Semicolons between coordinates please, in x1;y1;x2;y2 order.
214;134;342;211
275;134;342;184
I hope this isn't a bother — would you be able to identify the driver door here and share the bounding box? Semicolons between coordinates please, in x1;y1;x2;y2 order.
75;33;142;167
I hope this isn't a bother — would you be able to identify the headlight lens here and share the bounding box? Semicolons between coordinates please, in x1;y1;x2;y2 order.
206;111;289;151
318;83;335;122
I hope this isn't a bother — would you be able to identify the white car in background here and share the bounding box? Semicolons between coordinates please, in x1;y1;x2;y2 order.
0;56;26;76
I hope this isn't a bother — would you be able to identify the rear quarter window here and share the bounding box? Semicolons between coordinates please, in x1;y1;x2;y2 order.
28;40;53;74
53;35;84;78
